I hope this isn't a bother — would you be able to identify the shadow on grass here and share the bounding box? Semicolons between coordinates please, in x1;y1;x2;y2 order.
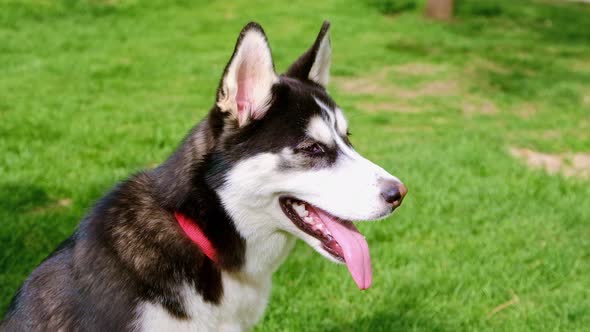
0;183;50;213
0;181;110;315
456;0;590;44
322;308;450;332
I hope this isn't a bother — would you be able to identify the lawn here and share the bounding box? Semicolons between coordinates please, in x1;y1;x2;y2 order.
1;0;590;330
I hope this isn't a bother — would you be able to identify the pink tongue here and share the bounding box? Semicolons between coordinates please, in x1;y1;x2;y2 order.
314;209;372;290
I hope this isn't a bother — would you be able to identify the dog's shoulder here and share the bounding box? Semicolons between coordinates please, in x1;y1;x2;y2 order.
1;172;167;331
1;233;136;331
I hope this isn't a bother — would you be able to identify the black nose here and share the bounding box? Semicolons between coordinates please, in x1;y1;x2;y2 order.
380;181;407;208
382;188;401;204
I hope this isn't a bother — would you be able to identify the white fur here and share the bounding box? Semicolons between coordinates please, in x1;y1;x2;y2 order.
135;284;216;332
217;153;297;277
135;272;277;332
334;107;348;136
309;30;331;86
307;116;335;147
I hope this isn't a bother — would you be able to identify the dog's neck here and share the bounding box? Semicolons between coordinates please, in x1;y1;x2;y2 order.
154;118;295;280
225;210;296;279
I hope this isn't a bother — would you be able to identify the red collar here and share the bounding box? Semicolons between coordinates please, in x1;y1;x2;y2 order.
174;211;218;263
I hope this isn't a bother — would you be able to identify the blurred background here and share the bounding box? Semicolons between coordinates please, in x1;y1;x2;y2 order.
1;0;589;330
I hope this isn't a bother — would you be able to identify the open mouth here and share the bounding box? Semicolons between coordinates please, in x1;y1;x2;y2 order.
279;197;372;290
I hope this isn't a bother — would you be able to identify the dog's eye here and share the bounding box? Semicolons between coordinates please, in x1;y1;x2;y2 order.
300;142;325;155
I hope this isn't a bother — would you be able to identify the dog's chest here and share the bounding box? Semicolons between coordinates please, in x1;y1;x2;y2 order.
135;273;271;332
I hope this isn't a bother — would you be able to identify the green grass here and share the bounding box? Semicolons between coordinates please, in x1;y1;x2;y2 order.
1;0;590;330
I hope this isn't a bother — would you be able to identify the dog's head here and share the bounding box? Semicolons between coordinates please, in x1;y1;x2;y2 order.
209;22;406;289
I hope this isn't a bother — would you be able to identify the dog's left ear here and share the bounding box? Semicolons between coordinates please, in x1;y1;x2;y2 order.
217;22;278;127
285;21;331;87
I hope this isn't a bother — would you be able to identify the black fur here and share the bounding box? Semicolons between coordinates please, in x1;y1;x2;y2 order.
1;21;346;331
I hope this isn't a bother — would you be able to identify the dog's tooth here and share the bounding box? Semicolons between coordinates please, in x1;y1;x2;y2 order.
313;224;326;233
304;216;314;224
292;202;310;217
293;204;306;216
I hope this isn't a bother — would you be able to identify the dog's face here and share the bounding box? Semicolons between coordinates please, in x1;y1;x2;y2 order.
211;22;406;289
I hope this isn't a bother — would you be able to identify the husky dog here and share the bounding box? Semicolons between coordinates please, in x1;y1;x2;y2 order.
1;21;407;331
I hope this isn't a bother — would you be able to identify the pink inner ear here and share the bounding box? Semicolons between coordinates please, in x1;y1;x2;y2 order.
236;79;253;125
236;65;253;122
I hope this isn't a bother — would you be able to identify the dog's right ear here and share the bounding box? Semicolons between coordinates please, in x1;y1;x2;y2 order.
216;22;278;127
285;21;331;87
